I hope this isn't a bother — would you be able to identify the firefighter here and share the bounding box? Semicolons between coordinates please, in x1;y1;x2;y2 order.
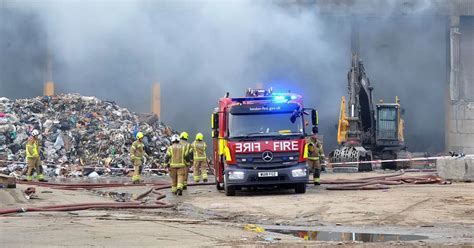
190;132;208;183
26;129;45;182
179;132;191;190
130;132;145;184
307;134;325;185
165;134;186;195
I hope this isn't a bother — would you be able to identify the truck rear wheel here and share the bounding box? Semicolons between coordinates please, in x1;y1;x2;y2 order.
295;183;306;194
225;184;236;196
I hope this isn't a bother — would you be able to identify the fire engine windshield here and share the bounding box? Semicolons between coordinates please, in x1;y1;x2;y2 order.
228;112;304;138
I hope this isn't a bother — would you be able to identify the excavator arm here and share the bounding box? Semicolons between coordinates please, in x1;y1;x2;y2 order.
337;96;349;144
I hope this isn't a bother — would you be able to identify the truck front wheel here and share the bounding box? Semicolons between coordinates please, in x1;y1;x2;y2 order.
295;183;306;194
225;184;236;196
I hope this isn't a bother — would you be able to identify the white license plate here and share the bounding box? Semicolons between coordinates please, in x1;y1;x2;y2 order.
258;172;278;177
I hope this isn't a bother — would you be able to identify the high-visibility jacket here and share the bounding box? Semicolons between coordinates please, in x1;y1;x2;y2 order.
166;143;186;167
130;140;145;161
180;140;191;165
191;140;207;161
307;139;325;161
26;137;40;159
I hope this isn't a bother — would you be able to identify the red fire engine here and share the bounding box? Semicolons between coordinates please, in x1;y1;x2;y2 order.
211;88;319;196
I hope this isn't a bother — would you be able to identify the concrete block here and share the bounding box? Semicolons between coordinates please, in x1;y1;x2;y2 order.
447;145;463;152
448;133;474;148
456;119;474;133
466;108;474;120
447;133;463;147
448;119;458;133
0;174;16;188
454;104;465;119
462;147;474;154
451;103;474;120
448;105;456;119
437;157;474;182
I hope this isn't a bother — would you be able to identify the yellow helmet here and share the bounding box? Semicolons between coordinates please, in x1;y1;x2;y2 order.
180;132;189;140
136;132;144;139
196;133;204;141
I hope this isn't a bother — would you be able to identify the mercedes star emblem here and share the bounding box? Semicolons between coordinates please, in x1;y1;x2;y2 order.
262;151;273;162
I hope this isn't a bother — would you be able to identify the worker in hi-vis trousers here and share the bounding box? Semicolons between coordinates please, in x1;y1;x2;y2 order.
190;132;208;183
130;132;145;184
165;134;186;195
179;132;191;190
306;134;325;185
26;129;46;182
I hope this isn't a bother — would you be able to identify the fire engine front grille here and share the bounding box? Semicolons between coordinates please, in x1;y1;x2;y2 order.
235;152;300;164
247;175;288;182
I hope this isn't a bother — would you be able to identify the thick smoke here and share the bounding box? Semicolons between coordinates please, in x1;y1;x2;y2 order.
0;0;447;153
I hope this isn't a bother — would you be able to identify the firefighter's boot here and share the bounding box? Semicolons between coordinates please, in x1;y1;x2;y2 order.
132;175;141;184
171;186;177;195
183;181;188;190
37;174;47;182
202;172;208;183
314;169;321;186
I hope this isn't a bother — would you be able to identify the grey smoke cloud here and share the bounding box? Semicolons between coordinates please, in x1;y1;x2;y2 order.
0;0;447;153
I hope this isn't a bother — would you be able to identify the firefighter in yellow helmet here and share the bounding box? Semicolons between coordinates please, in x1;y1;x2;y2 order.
26;129;46;182
306;134;325;185
190;132;208;183
165;134;186;195
130;132;145;184
179;131;191;189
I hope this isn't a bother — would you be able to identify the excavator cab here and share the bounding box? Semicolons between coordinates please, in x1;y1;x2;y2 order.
375;101;404;147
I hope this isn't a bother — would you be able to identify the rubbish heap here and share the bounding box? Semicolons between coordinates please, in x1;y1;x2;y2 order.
0;94;174;177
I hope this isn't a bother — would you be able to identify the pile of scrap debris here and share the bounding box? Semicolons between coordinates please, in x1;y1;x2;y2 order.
0;94;174;178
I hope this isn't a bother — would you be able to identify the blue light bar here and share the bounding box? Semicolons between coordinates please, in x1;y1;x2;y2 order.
274;95;286;101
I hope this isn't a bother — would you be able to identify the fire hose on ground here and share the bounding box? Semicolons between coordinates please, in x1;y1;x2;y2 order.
0;180;214;216
0;172;452;215
318;172;451;190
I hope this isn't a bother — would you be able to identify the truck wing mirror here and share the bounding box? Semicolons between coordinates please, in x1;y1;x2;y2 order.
211;113;219;138
312;126;318;134
311;109;319;126
290;112;297;124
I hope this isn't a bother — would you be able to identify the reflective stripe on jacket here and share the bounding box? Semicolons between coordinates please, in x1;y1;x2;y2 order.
130;140;145;161
167;143;186;167
191;141;207;161
26;137;40;159
307;140;324;161
180;140;191;165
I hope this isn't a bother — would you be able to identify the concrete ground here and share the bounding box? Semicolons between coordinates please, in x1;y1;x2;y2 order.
0;172;473;247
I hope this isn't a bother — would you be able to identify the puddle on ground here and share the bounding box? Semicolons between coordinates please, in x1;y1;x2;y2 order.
267;229;428;242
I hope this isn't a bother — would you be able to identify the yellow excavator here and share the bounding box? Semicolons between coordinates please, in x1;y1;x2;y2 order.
330;53;408;171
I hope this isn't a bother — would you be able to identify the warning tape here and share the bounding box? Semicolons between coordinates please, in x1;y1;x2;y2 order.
0;159;167;172
1;155;471;169
328;154;473;167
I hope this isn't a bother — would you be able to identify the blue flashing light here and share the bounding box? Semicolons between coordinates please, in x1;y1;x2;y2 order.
274;95;286;101
290;95;297;100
